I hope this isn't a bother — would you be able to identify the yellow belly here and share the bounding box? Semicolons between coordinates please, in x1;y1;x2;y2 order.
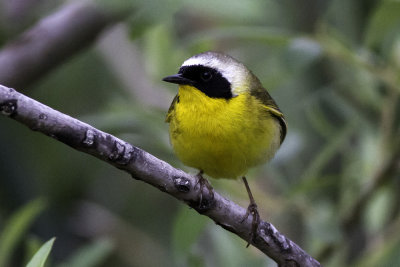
168;85;281;179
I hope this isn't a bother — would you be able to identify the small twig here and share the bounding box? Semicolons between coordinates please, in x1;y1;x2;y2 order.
0;1;129;89
0;84;321;266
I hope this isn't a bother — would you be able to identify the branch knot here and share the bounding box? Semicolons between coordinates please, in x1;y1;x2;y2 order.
0;99;17;116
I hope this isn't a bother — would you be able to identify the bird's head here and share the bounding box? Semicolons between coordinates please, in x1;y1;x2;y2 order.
163;51;255;99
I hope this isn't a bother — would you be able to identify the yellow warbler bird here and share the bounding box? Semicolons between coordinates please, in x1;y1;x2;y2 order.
162;51;286;242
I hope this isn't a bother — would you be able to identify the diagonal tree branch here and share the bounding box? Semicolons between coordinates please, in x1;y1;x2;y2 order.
0;84;321;267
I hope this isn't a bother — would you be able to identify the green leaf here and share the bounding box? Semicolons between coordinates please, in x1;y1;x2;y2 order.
365;1;400;50
184;26;293;48
57;238;114;267
127;0;183;38
292;122;357;195
212;227;263;267
186;0;275;22
172;207;208;265
354;233;400;267
26;237;55;267
25;235;44;265
364;187;394;234
0;198;47;267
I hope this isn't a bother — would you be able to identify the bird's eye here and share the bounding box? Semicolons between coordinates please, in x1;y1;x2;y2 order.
201;71;212;82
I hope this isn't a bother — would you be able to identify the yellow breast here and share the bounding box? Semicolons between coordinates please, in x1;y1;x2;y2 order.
168;85;281;179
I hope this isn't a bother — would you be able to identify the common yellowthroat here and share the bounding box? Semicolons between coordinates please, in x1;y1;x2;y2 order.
162;51;286;243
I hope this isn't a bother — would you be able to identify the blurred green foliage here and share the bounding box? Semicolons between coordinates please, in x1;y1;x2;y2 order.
26;237;55;267
1;0;400;266
0;199;46;267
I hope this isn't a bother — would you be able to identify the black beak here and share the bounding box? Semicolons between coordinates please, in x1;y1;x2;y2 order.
162;74;194;85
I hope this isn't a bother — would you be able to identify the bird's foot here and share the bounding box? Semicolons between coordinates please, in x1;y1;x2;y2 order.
195;171;214;210
241;177;261;247
241;202;261;247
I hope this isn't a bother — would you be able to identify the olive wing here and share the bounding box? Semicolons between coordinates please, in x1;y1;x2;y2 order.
250;84;287;144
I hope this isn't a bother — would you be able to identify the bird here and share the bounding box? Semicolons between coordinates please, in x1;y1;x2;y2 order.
162;51;287;245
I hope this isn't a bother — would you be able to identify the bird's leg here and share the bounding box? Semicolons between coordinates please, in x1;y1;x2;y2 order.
241;176;260;247
195;170;214;209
